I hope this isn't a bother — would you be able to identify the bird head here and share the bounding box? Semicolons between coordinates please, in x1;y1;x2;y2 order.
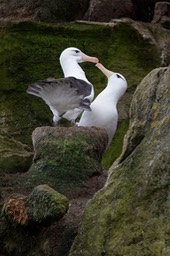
96;62;127;99
60;47;98;64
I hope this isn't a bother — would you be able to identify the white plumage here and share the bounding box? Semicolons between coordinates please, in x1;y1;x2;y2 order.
78;63;127;147
27;47;98;125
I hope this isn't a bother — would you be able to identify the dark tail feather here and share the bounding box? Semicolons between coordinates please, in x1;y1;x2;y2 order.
26;84;42;97
79;98;91;111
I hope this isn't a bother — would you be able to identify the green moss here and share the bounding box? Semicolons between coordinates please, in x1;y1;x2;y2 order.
26;185;69;224
0;134;33;173
102;119;129;169
70;163;170;256
19;128;105;194
0;21;160;92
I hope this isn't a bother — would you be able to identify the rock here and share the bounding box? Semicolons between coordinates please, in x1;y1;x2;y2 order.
0;133;33;173
2;184;69;226
152;2;170;29
26;184;69;225
0;0;85;22
69;66;170;255
84;0;135;22
1;193;27;225
25;126;108;194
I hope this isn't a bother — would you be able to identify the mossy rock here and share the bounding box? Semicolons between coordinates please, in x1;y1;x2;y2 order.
20;126;108;195
0;133;33;173
26;184;69;225
69;67;170;255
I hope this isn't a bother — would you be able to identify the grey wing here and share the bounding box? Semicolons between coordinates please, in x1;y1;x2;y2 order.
26;77;92;115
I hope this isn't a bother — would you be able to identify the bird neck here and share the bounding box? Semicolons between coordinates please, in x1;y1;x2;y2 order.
100;84;120;106
61;59;91;84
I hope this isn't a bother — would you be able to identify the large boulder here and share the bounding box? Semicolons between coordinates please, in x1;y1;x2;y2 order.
25;126;108;194
0;0;88;22
84;0;135;22
69;66;170;255
152;1;170;29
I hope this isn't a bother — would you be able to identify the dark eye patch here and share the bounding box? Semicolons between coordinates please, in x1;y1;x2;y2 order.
116;74;124;80
75;50;79;53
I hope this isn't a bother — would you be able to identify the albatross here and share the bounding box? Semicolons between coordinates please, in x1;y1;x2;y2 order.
27;47;98;125
78;63;127;147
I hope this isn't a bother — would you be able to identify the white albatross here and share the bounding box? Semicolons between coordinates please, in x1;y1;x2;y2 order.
78;63;127;147
27;47;98;125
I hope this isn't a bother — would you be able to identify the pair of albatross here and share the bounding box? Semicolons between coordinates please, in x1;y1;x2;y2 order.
27;47;127;147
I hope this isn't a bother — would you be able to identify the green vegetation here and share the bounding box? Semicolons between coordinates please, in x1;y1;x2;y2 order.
102;119;129;169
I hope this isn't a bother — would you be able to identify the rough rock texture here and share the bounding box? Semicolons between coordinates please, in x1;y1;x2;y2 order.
26;126;108;194
0;132;33;173
152;2;170;29
115;18;170;68
84;0;135;22
0;0;167;23
69;66;170;255
0;0;87;22
2;185;69;226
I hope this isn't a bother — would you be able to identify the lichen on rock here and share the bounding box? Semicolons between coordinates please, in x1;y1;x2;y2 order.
25;184;69;225
0;132;33;173
69;66;170;256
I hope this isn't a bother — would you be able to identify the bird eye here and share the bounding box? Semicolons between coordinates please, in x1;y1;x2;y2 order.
116;74;125;80
75;50;79;53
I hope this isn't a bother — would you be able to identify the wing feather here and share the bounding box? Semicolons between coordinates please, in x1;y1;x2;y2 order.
27;77;92;116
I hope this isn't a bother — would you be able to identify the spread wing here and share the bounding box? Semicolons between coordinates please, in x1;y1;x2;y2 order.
27;77;92;116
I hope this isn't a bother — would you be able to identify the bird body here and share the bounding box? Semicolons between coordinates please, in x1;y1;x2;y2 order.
27;47;98;125
78;64;127;147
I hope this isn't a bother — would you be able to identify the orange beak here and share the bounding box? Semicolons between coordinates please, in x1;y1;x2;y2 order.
96;63;114;78
82;53;99;64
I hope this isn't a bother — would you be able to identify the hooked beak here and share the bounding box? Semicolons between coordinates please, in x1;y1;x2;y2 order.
95;63;114;78
82;53;99;63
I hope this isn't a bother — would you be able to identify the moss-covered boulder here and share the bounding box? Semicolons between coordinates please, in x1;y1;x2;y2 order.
2;184;69;226
23;126;108;194
0;132;33;173
69;66;170;256
26;184;69;224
